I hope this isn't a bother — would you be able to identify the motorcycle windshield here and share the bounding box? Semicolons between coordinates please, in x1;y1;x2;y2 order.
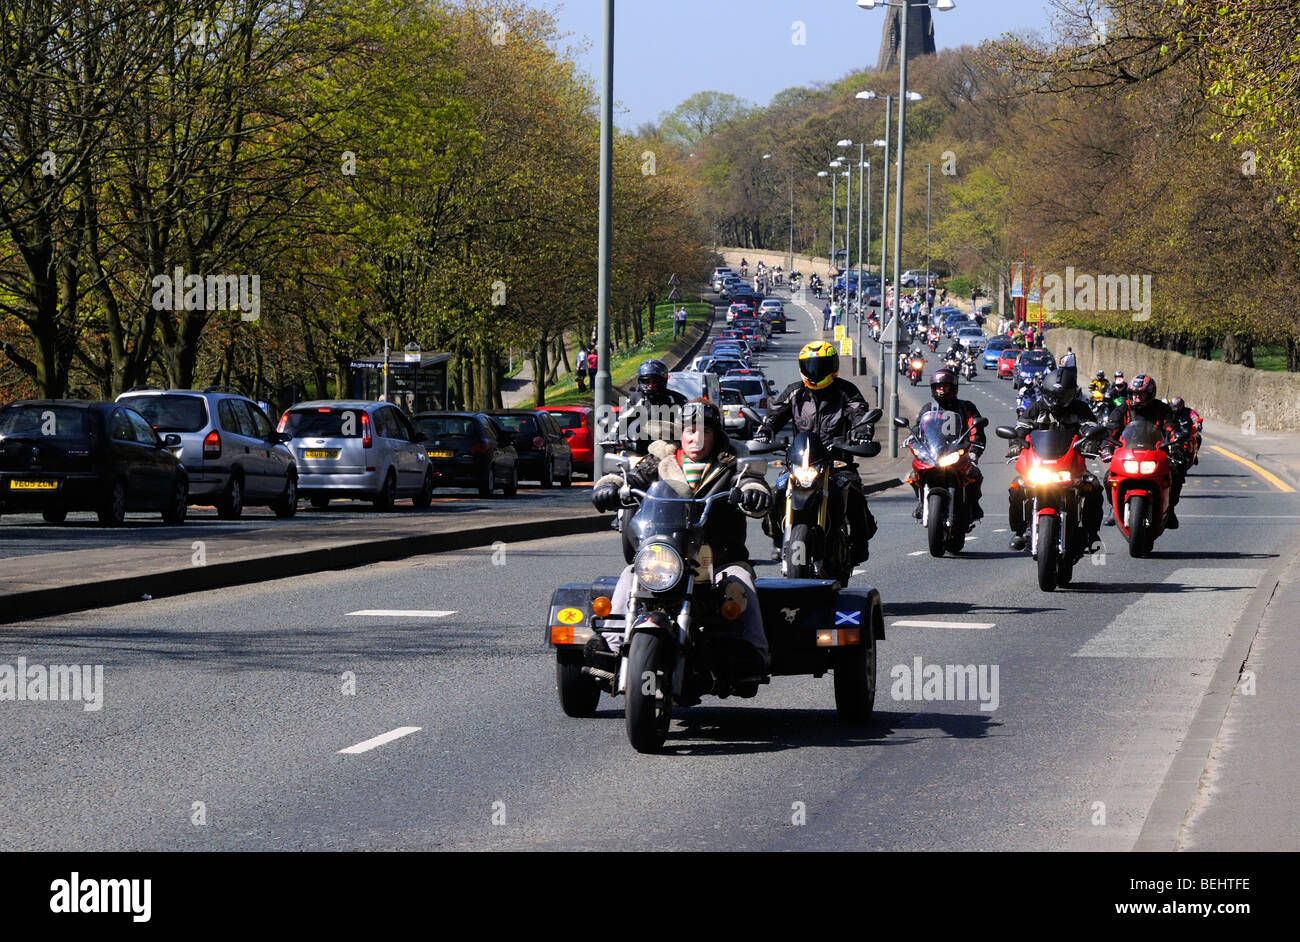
630;479;694;543
1029;427;1075;460
1120;420;1161;450
788;430;829;468
915;410;962;462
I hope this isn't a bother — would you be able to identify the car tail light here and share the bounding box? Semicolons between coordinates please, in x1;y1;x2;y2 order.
469;441;491;456
533;435;546;449
203;430;221;459
276;412;288;433
361;411;373;448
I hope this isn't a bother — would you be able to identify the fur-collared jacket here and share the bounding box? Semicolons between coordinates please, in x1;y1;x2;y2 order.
596;440;771;565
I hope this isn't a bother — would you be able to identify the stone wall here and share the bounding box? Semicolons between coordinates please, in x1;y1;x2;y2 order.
1044;328;1300;431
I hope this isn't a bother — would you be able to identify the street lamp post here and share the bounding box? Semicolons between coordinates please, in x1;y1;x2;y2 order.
859;0;955;456
594;0;614;473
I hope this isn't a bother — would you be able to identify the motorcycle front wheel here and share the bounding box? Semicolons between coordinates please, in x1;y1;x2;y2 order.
1037;514;1061;591
625;632;673;753
1127;494;1151;558
926;491;949;557
783;522;814;579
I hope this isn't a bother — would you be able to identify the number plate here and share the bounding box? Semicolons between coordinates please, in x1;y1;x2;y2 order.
303;449;339;460
427;450;454;459
9;479;58;490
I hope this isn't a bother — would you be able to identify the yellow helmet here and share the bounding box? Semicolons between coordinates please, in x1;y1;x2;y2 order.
798;341;839;390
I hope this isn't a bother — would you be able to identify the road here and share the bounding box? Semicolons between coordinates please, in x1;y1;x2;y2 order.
2;295;1296;850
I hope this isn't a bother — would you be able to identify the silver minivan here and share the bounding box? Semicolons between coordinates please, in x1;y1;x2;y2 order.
115;388;297;518
279;400;433;510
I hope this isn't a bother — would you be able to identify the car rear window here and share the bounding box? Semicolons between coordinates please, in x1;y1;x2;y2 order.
0;405;92;443
719;388;744;405
415;416;477;438
721;379;764;398
118;394;207;432
1021;352;1052;365
545;411;584;430
283;408;366;437
491;414;539;436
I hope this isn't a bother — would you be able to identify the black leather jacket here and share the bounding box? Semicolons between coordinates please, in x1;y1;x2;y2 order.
760;377;874;446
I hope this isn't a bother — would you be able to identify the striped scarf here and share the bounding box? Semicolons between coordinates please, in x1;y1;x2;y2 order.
679;454;709;491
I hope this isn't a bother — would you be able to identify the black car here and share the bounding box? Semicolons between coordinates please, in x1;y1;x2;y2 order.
0;400;188;526
486;410;574;487
412;412;519;498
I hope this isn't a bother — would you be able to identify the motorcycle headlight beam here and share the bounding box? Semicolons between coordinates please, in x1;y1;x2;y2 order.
634;542;684;592
937;449;964;468
1026;466;1073;485
791;464;820;488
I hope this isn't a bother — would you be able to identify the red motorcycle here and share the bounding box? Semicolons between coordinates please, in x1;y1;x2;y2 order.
996;421;1103;591
907;355;926;386
1104;419;1175;558
899;410;988;557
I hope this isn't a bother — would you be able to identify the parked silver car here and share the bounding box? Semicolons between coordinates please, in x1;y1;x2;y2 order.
279;400;433;510
115;388;297;518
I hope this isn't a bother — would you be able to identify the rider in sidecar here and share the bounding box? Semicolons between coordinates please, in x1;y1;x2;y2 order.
591;398;773;677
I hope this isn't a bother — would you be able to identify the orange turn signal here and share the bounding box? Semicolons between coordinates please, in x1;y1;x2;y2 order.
591;596;613;617
550;625;593;646
816;628;861;647
720;600;742;621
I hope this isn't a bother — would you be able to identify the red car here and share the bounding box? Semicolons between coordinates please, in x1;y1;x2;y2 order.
541;406;594;479
997;348;1021;379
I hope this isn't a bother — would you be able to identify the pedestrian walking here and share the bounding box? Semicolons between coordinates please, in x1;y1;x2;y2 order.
575;345;588;391
822;302;833;331
674;306;688;340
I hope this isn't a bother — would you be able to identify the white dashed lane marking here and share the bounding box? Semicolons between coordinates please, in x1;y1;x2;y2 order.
338;727;422;755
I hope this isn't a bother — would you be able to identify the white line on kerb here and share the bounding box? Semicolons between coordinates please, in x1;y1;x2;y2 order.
347;610;457;617
892;620;996;630
338;727;422;754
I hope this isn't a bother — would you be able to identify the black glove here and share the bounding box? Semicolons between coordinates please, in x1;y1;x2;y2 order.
739;487;771;516
851;423;875;443
592;483;621;512
751;426;772;444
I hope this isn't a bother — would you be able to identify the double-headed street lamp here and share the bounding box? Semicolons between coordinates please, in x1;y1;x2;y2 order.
858;0;955;456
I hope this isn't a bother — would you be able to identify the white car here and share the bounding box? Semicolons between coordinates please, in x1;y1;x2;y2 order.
954;327;987;351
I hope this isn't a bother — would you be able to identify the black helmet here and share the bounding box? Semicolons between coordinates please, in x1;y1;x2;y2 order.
636;359;669;398
1040;368;1078;411
678;397;725;444
930;368;958;406
1095;369;1106;380
1128;374;1156;407
1170;395;1185;411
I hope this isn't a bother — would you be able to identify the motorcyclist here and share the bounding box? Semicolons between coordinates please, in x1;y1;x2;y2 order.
622;359;688;455
1103;374;1189;529
1169;396;1202;465
1006;367;1104;551
1105;370;1127;407
592;398;773;680
753;341;879;563
1088;370;1108;398
910;368;985;523
944;340;963;363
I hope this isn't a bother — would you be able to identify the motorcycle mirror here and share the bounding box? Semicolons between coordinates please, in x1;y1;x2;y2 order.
740;406;762;424
973;417;990;429
863;408;883;424
746;439;780;455
603;452;631;472
994;425;1018;440
893;417;909;429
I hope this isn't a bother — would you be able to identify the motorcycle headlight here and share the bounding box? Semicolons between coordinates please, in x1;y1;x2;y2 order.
635;542;684;591
1139;460;1157;474
1026;466;1072;485
791;463;820;488
1122;459;1139;474
937;449;964;468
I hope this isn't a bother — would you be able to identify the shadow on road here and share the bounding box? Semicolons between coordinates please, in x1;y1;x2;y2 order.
884;599;1064;617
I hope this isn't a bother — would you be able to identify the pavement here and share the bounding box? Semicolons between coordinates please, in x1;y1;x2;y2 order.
3;288;1298;851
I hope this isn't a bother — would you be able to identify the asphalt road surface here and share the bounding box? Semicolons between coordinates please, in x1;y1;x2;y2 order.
3;302;1295;850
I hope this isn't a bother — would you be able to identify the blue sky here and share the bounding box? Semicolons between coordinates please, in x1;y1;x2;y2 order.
539;0;1056;129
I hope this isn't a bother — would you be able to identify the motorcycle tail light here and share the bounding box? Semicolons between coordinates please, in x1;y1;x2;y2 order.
203;430;221;459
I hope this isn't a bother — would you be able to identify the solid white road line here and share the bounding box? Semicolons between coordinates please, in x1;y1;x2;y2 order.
1072;568;1263;659
892;620;996;630
907;550;927;556
347;610;457;617
338;726;422;755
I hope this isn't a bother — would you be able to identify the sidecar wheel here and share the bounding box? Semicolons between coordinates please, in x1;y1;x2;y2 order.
556;649;600;717
834;627;877;723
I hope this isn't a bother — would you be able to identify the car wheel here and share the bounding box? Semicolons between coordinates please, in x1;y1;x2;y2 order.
217;474;244;519
309;495;330;510
372;470;397;511
42;508;67;525
161;478;188;524
413;469;434;509
502;464;518;497
97;479;127;527
478;466;496;498
273;475;298;518
560;459;573;488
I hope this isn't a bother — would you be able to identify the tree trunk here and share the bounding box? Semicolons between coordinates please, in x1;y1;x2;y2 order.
1193;335;1215;360
1286;335;1300;372
1220;332;1254;367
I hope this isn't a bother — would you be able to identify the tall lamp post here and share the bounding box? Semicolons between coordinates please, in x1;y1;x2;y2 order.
594;0;614;473
858;0;955;455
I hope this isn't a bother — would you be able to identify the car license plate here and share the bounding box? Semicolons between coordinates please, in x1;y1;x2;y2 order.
303;449;339;460
9;479;57;490
428;449;454;459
